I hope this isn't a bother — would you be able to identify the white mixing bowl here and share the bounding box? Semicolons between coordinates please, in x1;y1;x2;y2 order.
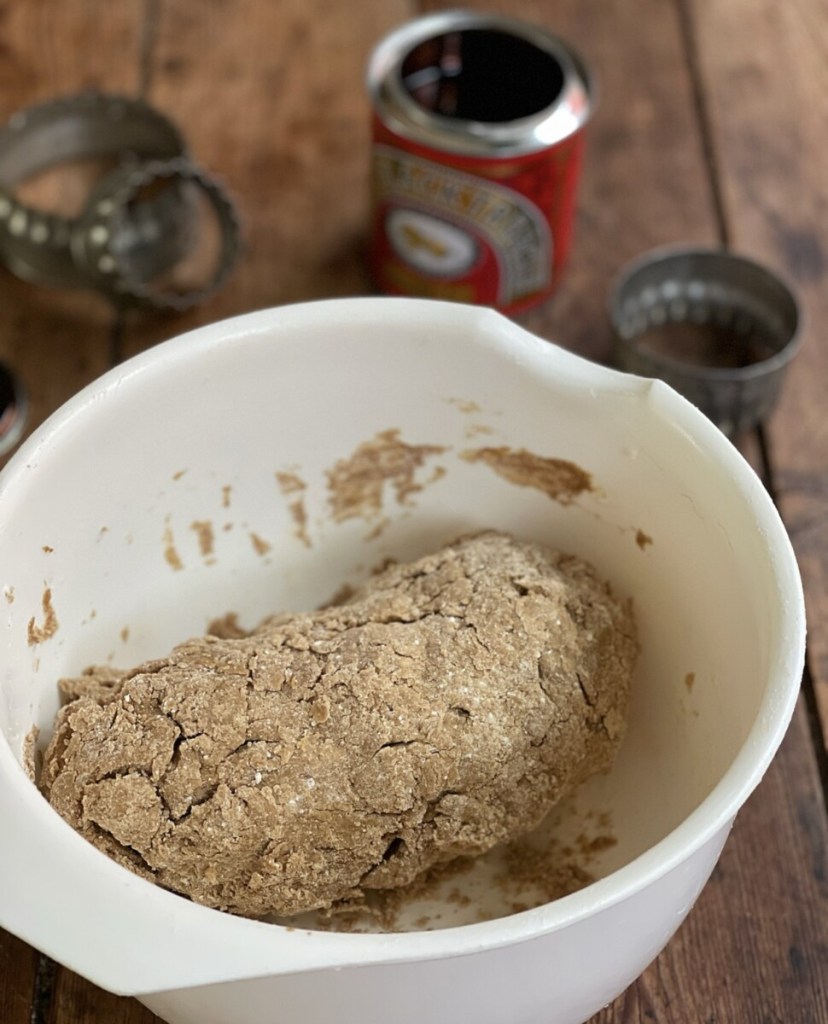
0;298;805;1024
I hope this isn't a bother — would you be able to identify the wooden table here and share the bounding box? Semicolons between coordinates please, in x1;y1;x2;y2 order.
1;1;826;1021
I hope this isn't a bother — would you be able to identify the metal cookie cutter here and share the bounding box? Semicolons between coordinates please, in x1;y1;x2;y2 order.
0;91;241;309
609;246;801;436
73;157;242;311
0;361;27;457
0;92;190;290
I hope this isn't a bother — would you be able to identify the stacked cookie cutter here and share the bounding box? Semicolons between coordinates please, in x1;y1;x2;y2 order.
0;91;243;455
0;91;241;312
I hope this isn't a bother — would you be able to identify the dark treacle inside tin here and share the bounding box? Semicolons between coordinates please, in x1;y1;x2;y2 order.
401;29;565;123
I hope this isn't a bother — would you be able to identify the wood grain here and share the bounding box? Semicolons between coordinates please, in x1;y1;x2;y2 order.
0;929;38;1024
689;0;828;746
0;0;824;1022
0;1;147;460
115;0;414;361
422;0;720;363
50;972;159;1024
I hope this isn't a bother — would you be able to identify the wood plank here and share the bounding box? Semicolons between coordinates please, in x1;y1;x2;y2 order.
116;0;415;361
50;974;159;1024
420;0;720;363
0;1;145;104
0;0;147;459
690;0;828;746
118;0;720;366
0;2;823;1023
0;929;38;1024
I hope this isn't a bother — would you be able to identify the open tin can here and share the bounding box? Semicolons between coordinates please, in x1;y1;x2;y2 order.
367;11;593;314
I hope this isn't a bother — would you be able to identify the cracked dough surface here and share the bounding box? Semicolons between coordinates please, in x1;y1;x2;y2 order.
40;531;637;918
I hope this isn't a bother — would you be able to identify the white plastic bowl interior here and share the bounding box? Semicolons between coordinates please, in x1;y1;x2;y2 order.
0;298;805;1024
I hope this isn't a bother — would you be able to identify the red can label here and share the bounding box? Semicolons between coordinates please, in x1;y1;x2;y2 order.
369;118;586;314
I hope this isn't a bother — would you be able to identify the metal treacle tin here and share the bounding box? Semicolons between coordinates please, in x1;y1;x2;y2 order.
366;11;593;313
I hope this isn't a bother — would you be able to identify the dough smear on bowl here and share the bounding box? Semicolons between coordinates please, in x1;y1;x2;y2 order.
40;530;638;918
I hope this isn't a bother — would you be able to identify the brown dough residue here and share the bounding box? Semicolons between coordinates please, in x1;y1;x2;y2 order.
322;826;615;932
493;843;594;912
447;398;482;414
190;520;215;560
276;471;311;548
288;501;310;546
208;612;248;640
23;726;39;782
40;531;636;920
249;531;272;556
276;470;306;496
685;672;696;692
635;529;653;550
462;447;593;506
327;429;446;523
27;588;59;645
163;525;184;571
465;423;494;439
4;586;14;604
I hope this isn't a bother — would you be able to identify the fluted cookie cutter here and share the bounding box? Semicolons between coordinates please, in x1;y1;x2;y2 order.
609;246;801;436
0;91;241;310
72;157;242;312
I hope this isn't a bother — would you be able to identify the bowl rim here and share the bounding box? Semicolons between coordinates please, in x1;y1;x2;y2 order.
0;297;806;994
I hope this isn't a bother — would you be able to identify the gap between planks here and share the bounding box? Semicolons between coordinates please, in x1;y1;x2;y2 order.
28;956;56;1024
675;0;730;247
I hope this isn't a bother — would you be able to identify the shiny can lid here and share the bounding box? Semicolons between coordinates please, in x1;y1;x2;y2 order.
367;11;593;157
